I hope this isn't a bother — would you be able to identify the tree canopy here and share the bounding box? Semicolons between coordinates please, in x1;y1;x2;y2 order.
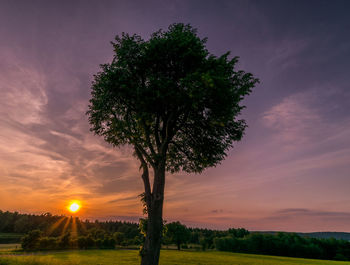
87;23;258;174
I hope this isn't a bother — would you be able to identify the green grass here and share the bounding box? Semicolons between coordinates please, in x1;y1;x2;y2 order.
0;245;20;250
0;244;21;255
1;249;350;265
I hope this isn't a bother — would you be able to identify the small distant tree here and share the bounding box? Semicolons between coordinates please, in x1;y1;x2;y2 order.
89;228;106;240
87;23;258;265
164;221;190;250
86;235;95;248
113;232;125;245
96;238;103;248
102;237;116;249
21;230;42;250
199;236;208;251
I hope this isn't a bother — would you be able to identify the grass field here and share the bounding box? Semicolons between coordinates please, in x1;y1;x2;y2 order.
0;244;21;255
0;244;20;251
1;248;350;265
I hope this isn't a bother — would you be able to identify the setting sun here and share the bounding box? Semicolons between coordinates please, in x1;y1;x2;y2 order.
68;202;80;213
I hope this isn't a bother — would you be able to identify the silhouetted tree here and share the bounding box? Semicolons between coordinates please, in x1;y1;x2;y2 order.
164;221;190;250
87;23;257;265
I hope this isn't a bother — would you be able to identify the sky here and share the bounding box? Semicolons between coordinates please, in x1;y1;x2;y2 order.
0;0;350;232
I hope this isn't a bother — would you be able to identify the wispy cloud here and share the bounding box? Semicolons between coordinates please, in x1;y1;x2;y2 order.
0;53;48;125
262;90;325;146
266;38;310;71
275;208;350;219
0;0;350;232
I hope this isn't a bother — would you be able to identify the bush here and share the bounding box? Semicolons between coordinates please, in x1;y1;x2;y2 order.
95;238;103;248
102;237;115;249
21;230;42;250
77;236;87;249
334;253;348;261
113;232;125;245
58;233;71;249
38;237;57;250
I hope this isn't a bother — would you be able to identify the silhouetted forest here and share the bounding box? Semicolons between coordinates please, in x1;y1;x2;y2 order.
1;210;349;261
0;210;140;247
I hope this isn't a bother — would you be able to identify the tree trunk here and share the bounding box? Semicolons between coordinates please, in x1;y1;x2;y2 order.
140;167;165;265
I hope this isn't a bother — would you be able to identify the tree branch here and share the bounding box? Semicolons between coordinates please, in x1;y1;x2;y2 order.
140;119;157;159
134;142;156;168
154;115;161;152
135;147;152;202
160;109;179;155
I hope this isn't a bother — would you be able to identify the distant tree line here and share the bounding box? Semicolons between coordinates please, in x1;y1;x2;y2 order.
1;210;350;261
214;231;350;261
0;210;141;248
0;210;138;237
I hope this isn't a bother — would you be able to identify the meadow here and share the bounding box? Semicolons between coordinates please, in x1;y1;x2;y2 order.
1;248;350;265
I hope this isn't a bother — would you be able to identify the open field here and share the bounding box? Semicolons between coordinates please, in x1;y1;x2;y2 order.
0;245;20;251
0;244;21;255
1;249;350;265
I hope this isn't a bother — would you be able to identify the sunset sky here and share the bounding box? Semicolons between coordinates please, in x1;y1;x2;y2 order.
1;0;350;232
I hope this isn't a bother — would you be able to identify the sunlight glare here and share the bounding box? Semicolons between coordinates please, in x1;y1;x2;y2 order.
68;202;80;213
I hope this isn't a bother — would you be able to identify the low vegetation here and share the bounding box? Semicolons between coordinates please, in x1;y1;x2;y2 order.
0;234;23;244
1;210;350;262
214;231;350;261
1;250;350;265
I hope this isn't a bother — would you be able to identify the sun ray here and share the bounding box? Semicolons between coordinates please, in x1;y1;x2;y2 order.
47;216;66;236
71;216;78;238
77;217;86;234
61;216;71;236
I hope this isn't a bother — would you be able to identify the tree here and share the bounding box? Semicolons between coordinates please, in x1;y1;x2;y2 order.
87;23;258;265
164;221;190;250
113;231;125;245
21;229;42;250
